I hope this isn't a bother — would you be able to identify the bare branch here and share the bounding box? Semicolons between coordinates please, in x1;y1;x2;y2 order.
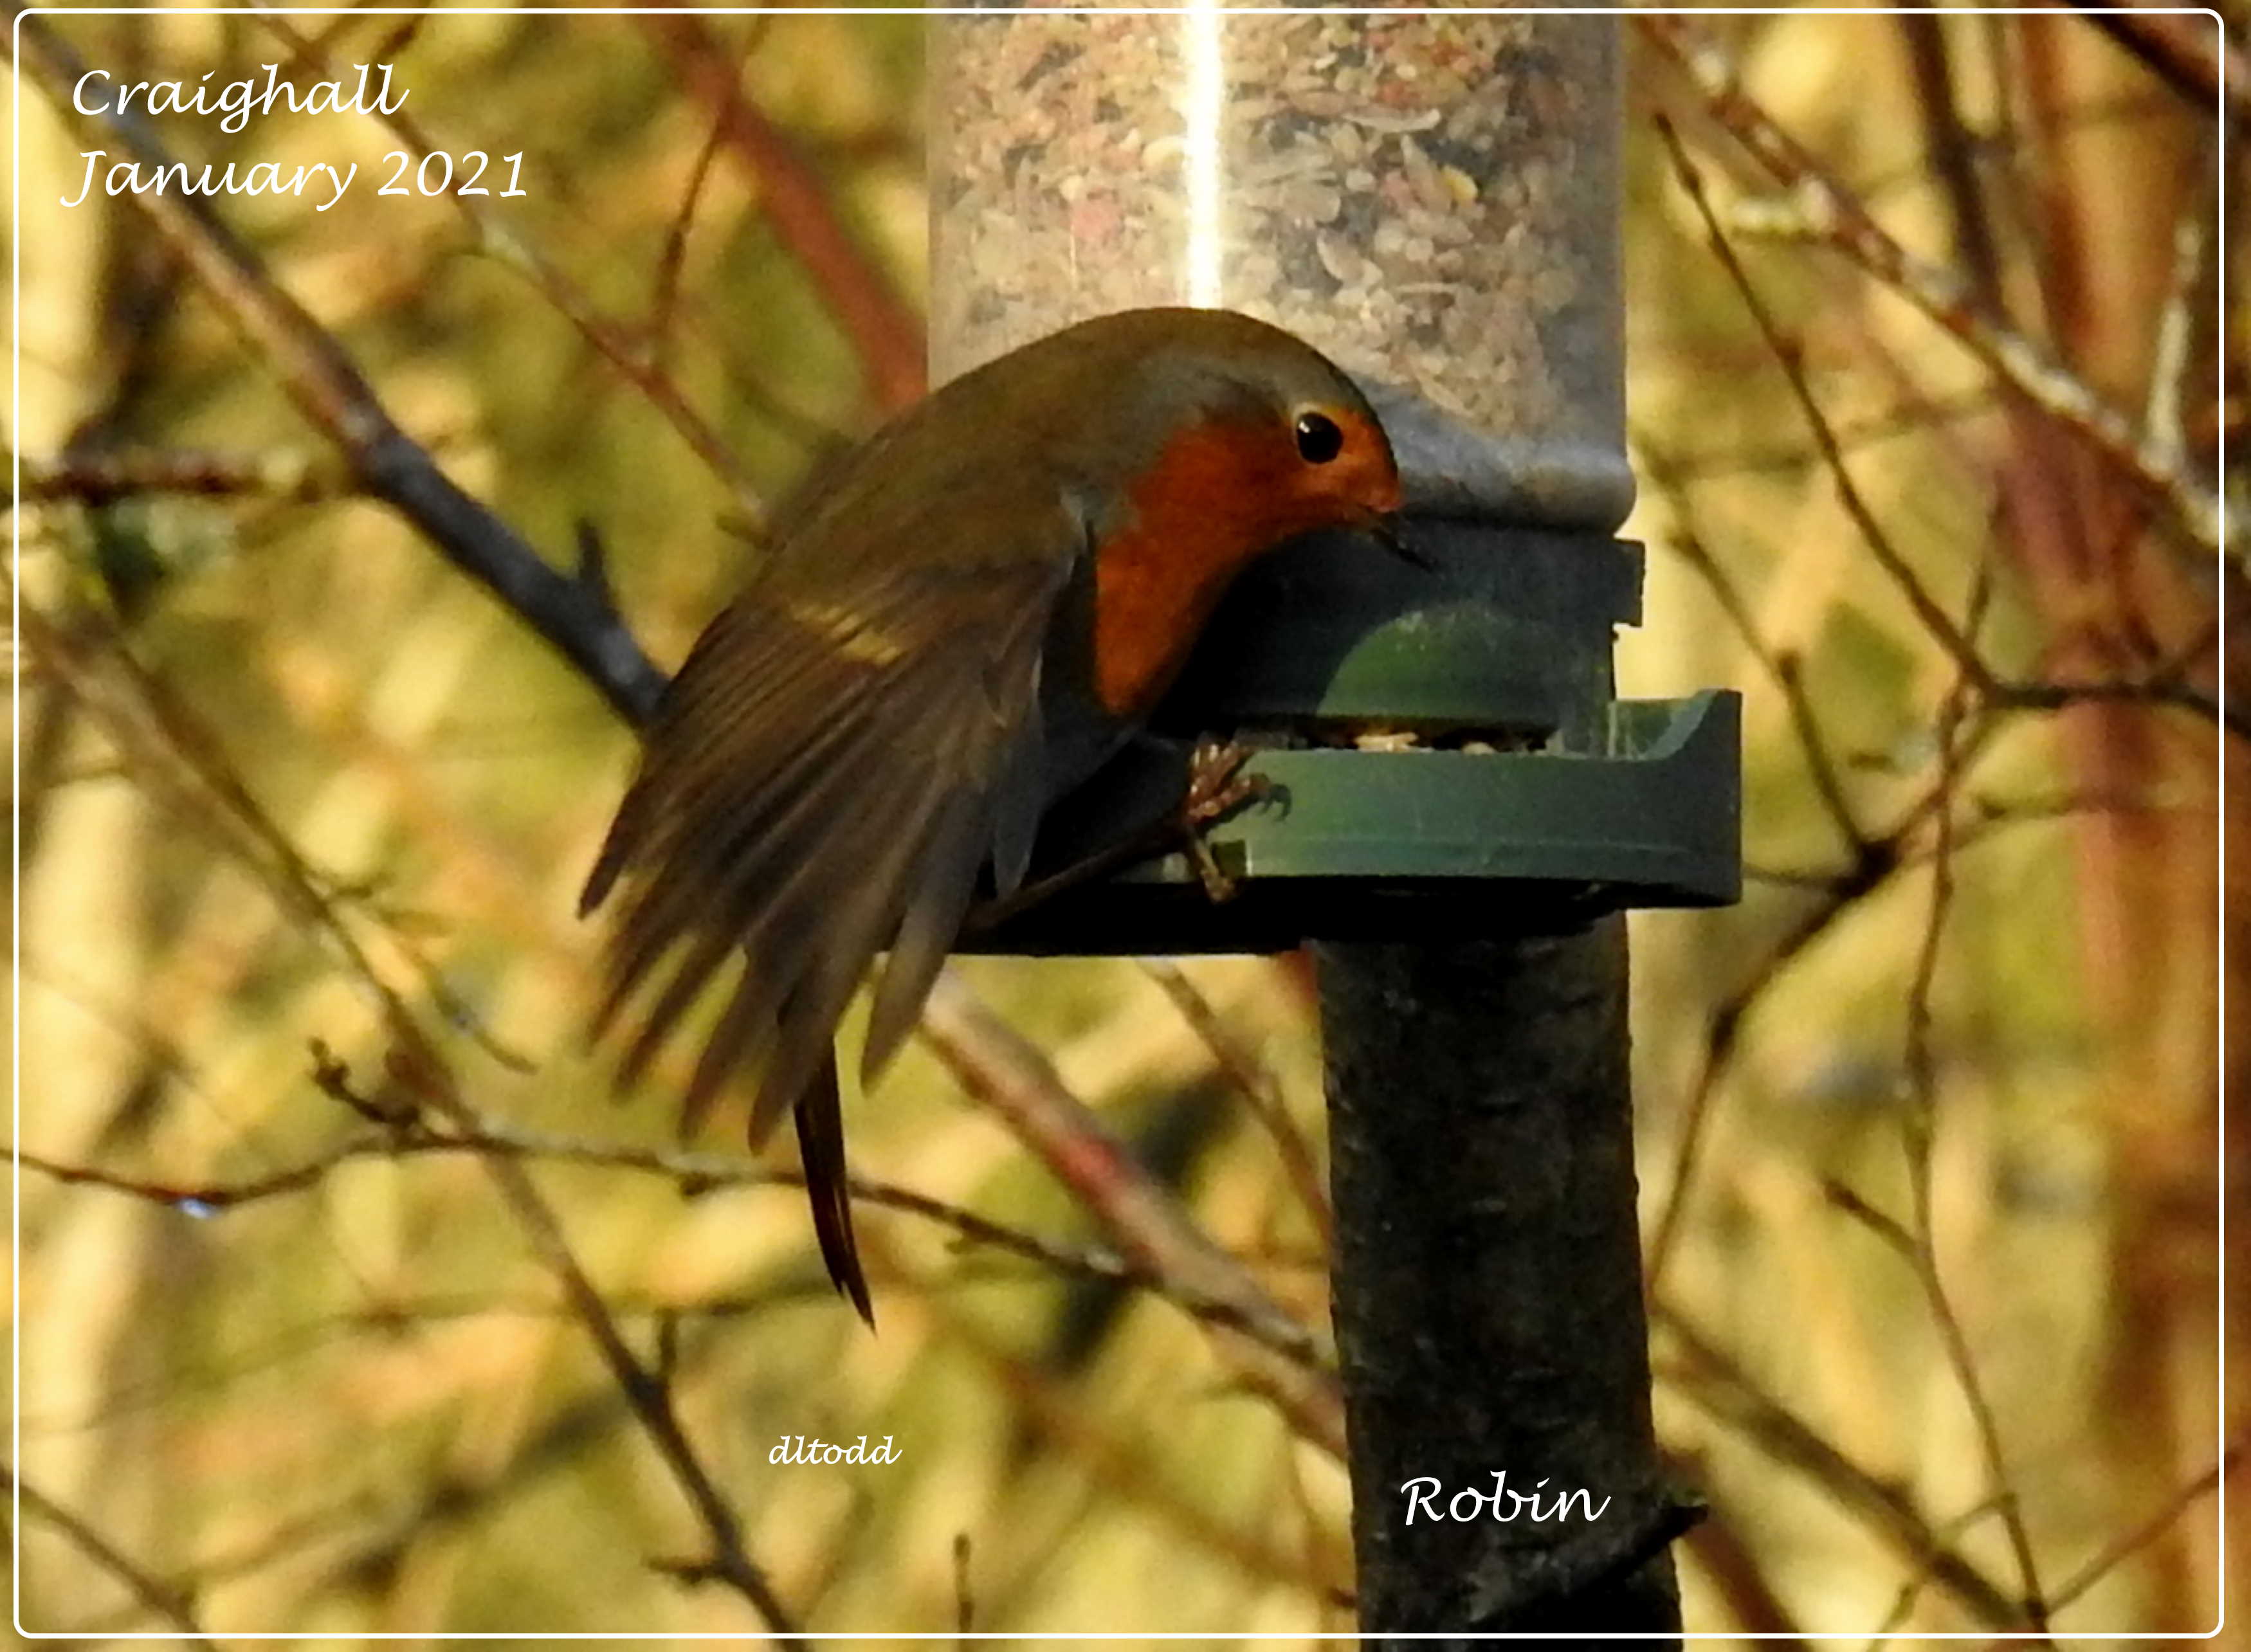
918;971;1345;1457
9;14;667;725
1140;959;1335;1251
2142;191;2211;478
16;1112;1331;1368
2048;1440;2240;1610
1639;15;2227;562
2042;0;2251;127
1644;690;2022;1287
1893;7;2007;305
1893;579;2054;1633
636;9;926;415
19;597;795;1633
240;5;774;536
1654;1306;2028;1629
1630;456;1873;856
7;1464;214;1642
1654;117;2001;693
12;447;348;507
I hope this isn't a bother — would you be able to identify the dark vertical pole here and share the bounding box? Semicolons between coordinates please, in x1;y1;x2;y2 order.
1297;8;1682;1636
1320;922;1681;1635
931;7;1678;1633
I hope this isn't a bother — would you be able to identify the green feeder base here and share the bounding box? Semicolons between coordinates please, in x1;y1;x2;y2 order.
960;689;1741;956
958;519;1740;956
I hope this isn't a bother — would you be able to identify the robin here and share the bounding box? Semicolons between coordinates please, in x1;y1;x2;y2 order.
582;306;1404;1321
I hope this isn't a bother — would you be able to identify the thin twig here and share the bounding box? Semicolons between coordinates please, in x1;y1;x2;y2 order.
1866;1490;2017;1647
1984;672;2239;736
1745;779;2175;897
918;971;1345;1457
1654;1307;2027;1629
1139;959;1335;1251
2141;188;2211;480
654;109;736;379
239;5;772;534
1644;388;2000;480
1895;568;2054;1634
2043;0;2251;127
1645;707;2028;1288
635;9;925;413
13;447;349;507
1893;7;2006;305
952;1532;974;1640
15;1116;1331;1371
20;598;796;1633
6;1464;215;1642
1630;463;1872;856
1676;1500;1807;1644
1635;457;1935;1287
2047;1440;2240;1610
10;16;666;724
1639;15;2227;561
1655;116;2000;694
1775;651;1872;855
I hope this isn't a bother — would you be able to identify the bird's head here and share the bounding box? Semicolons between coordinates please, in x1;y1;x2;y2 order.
1086;308;1406;572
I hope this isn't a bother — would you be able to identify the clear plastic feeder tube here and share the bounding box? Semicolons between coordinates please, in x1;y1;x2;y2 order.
929;6;1625;525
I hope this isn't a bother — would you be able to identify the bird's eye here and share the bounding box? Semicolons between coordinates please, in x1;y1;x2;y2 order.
1294;410;1345;464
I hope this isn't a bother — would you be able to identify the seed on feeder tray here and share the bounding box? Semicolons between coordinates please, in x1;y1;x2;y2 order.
1353;730;1426;752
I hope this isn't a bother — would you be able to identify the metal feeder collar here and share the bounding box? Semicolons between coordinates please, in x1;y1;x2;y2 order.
962;385;1744;958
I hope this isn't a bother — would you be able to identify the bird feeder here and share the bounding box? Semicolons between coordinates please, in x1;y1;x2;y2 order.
930;8;1738;954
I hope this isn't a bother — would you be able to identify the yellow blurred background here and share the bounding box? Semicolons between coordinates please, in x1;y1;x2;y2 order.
6;4;2235;1639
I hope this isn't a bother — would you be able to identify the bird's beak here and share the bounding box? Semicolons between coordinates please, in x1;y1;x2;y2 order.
1367;513;1432;570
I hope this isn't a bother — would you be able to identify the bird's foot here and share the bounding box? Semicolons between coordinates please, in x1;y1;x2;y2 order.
960;740;1270;934
1183;738;1268;822
1180;740;1268;903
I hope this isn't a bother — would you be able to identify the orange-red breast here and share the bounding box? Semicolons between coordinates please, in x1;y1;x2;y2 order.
581;307;1401;1321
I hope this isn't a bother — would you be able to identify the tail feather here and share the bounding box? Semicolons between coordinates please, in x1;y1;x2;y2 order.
791;1055;873;1324
582;555;1066;1325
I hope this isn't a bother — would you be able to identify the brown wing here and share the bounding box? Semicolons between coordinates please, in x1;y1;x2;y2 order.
581;551;1065;1148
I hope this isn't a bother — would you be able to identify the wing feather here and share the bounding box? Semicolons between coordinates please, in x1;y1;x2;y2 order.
587;552;1068;1140
987;666;1045;900
859;785;989;1084
582;498;1077;1321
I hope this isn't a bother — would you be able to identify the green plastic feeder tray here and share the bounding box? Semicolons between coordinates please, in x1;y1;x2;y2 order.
961;521;1742;956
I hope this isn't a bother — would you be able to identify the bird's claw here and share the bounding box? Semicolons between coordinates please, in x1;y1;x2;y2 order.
1183;739;1266;822
1181;740;1268;903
